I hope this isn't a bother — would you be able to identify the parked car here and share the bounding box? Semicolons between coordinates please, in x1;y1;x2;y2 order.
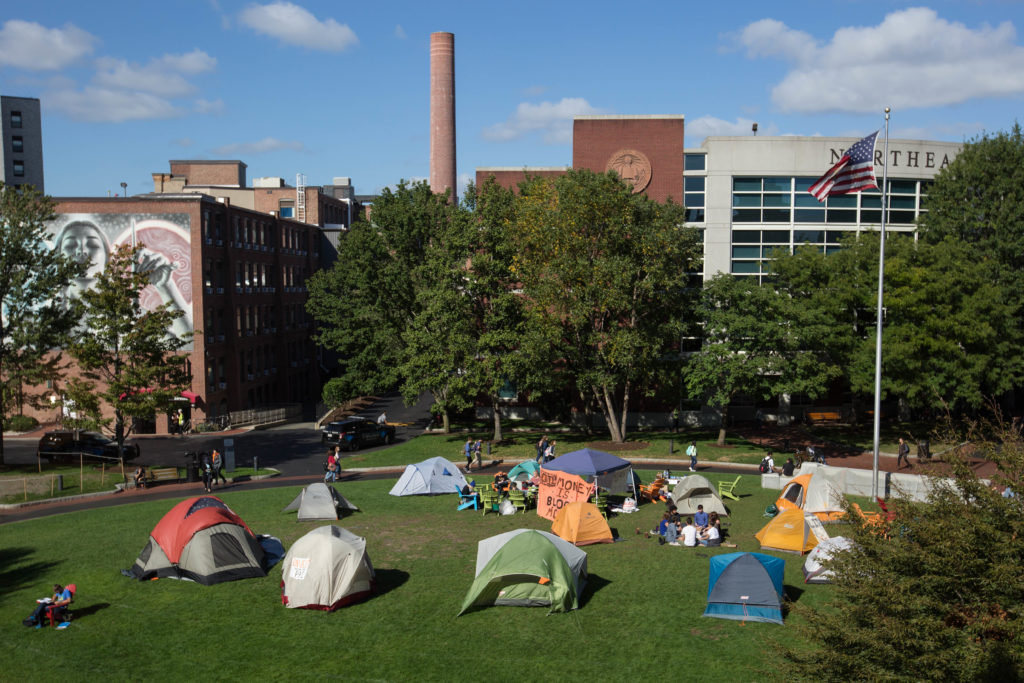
36;430;141;463
321;418;396;450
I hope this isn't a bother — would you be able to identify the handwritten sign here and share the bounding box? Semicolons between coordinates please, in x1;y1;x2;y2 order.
537;469;592;521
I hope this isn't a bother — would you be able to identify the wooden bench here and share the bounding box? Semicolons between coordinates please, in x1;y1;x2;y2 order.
147;467;181;486
806;411;843;425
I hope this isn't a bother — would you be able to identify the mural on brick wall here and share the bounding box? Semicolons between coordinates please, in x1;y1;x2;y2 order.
46;213;194;349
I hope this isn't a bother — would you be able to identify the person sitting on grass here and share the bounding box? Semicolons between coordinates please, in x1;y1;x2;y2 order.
699;521;721;547
681;517;698;547
694;504;709;530
23;584;72;628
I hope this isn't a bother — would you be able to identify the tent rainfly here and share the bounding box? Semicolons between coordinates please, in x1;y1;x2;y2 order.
283;482;359;521
776;471;846;521
671;474;729;516
128;496;267;585
458;529;588;615
389;457;468;496
551;501;614;546
704;552;785;625
803;536;854;584
755;508;829;554
281;525;375;610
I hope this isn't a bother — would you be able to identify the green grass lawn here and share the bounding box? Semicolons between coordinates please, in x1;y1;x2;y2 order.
340;429;771;470
0;471;844;681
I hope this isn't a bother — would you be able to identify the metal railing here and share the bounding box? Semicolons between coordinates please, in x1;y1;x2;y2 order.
228;403;302;427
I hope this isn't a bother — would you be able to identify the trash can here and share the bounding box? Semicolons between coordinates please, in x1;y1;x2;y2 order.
917;439;930;461
186;452;199;482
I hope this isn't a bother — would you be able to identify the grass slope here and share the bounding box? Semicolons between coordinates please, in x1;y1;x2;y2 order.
0;472;839;682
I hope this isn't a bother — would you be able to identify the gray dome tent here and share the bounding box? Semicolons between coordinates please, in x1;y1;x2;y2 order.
671;474;729;516
281;526;375;610
283;482;359;521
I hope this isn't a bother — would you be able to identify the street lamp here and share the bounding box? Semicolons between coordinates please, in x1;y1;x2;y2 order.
120;181;127;198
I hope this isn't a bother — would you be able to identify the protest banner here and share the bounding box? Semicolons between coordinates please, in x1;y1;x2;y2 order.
537;469;593;521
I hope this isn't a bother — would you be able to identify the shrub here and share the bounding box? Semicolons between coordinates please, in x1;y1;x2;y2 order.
5;414;39;432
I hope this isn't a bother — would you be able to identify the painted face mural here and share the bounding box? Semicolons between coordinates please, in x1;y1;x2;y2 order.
47;213;194;349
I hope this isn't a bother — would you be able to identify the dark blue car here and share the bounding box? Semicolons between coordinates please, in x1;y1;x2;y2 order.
321;418;395;451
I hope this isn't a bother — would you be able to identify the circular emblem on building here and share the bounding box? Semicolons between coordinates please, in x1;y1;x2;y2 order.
606;149;652;193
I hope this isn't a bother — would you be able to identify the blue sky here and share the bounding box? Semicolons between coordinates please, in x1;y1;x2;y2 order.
3;1;1023;199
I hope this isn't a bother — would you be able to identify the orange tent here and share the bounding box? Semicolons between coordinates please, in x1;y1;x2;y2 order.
775;474;812;513
754;508;826;554
551;501;613;546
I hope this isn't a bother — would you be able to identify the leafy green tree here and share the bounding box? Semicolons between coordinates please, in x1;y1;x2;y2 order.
0;184;84;465
918;123;1024;295
513;169;702;442
683;273;838;445
65;244;191;474
771;234;1022;414
779;415;1024;681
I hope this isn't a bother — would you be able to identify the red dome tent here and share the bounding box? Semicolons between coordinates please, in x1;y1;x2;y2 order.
129;496;267;585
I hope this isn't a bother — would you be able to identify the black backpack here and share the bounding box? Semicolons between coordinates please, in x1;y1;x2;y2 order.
759;458;770;473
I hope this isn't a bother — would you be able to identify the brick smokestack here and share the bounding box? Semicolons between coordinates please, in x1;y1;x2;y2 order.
430;32;456;202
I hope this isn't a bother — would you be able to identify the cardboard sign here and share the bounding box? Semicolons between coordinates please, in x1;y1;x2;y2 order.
537;469;592;521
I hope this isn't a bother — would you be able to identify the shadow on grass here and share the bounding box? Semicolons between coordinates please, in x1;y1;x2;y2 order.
73;602;111;620
372;568;410;598
0;547;60;606
578;573;611;609
783;585;806;607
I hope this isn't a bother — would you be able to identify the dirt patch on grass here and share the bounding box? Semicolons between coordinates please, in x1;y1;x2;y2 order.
586;441;650;451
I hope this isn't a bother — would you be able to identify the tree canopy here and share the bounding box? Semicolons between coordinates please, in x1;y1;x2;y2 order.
0;184;84;464
66;244;191;467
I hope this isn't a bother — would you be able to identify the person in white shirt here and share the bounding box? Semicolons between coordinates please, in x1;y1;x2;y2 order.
681;518;698;547
699;523;721;547
377;412;388;425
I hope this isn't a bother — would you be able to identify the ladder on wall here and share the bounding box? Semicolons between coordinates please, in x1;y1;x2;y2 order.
296;173;306;223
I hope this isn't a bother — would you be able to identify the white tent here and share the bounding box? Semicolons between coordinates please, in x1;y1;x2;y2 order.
283;482;359;521
803;536;854;583
281;526;375;610
389;457;468;496
670;474;729;516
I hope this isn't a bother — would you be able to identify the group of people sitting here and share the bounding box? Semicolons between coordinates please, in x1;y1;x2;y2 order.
649;503;731;548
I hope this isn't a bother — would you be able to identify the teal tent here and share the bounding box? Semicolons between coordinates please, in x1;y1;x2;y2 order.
507;461;540;482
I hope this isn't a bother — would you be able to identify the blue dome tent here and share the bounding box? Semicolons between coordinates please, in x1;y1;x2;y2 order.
703;552;785;625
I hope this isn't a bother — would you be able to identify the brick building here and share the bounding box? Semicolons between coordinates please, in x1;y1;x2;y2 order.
24;159;365;434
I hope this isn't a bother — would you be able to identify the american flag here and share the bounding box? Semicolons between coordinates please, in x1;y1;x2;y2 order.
808;131;879;201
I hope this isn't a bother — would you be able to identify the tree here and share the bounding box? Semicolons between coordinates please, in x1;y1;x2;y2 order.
918;123;1024;295
770;234;1023;414
683;273;838;445
0;184;84;465
513;169;702;442
65;244;191;474
779;414;1024;681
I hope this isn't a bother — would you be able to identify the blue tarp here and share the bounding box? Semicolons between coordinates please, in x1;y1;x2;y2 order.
703;552;785;625
544;448;631;477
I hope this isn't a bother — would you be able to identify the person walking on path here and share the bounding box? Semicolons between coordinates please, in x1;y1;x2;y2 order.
212;449;227;485
535;434;549;464
464;438;474;471
473;438;483;470
686;441;698;472
897;437;912;469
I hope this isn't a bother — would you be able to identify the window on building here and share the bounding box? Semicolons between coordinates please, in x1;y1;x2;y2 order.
11;135;23;153
12;161;24;177
684;176;705;223
10;111;22;128
684;153;706;171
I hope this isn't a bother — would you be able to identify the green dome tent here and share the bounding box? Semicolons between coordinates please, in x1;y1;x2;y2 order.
507;461;540;483
458;529;588;615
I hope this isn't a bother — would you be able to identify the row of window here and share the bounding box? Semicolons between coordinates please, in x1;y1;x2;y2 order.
202;210;315;252
204;341;313;389
201;302;309;339
202;260;308;290
731;177;925;226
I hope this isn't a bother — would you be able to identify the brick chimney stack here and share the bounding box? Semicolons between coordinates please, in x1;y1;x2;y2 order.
430;32;456;202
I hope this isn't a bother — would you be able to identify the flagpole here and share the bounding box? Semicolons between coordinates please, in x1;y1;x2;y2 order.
871;107;891;499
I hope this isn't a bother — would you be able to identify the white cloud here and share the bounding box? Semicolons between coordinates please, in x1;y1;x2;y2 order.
47;87;182;123
94;50;215;97
738;8;1024;113
239;2;358;51
212;137;305;155
685;115;773;143
483;97;604;144
395;24;406;40
0;19;97;70
194;98;225;114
